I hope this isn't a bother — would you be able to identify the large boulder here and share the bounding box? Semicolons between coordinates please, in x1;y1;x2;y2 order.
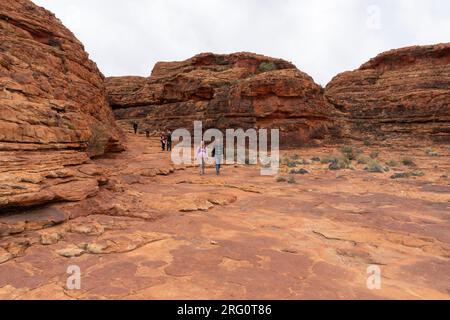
107;52;337;146
325;43;450;143
0;0;124;210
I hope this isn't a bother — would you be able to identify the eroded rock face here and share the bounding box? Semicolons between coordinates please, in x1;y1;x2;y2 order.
0;0;124;210
107;52;337;146
325;44;450;143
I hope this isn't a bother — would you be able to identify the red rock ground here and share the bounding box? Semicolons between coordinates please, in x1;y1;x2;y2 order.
0;126;449;300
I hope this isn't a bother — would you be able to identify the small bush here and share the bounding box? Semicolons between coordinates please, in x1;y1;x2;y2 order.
391;172;410;179
290;169;309;175
357;155;372;165
366;159;384;173
391;171;425;179
282;154;306;168
363;138;371;146
259;61;277;73
287;176;296;184
401;157;416;167
286;160;299;168
340;145;361;161
311;157;321;162
329;156;351;171
276;176;287;183
281;155;290;165
321;155;339;164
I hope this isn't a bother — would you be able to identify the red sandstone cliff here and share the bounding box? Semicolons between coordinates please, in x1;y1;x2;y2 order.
106;52;338;146
0;0;124;210
325;43;450;143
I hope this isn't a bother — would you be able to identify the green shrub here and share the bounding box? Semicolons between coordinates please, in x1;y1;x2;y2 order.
363;138;371;146
357;155;372;165
281;155;290;165
391;171;425;179
276;176;287;183
259;61;277;73
282;154;306;168
321;155;339;164
290;169;309;175
328;156;351;171
391;172;409;179
286;160;298;168
340;145;361;161
366;159;384;173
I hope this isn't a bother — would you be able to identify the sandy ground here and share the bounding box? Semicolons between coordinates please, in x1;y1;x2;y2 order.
0;129;449;300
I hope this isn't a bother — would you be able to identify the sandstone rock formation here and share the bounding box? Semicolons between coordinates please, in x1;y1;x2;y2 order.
107;52;337;146
326;43;450;143
0;0;123;211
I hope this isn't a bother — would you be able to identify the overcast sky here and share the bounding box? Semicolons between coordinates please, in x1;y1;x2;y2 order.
33;0;449;85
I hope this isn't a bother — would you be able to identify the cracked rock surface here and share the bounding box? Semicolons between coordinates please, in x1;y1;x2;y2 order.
0;126;449;300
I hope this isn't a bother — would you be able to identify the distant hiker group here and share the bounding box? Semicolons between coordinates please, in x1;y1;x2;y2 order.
131;121;223;176
131;122;172;152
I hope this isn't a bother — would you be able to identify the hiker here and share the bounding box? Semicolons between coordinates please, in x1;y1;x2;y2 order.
160;131;166;151
212;139;224;175
196;141;208;175
166;130;172;151
132;121;138;135
145;129;150;138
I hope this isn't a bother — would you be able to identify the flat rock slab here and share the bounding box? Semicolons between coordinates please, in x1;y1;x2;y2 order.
421;185;450;194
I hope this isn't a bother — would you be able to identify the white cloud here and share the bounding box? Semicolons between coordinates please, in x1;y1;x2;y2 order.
32;0;450;84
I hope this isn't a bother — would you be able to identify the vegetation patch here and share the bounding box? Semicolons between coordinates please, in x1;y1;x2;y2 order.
289;169;309;175
328;156;351;171
340;145;362;161
357;155;372;165
391;171;425;179
365;159;385;173
259;61;277;73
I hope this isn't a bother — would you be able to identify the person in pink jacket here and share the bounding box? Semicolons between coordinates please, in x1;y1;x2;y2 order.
196;141;208;175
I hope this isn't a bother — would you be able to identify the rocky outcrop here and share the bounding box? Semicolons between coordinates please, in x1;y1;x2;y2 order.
0;0;124;211
107;52;337;146
325;43;450;143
